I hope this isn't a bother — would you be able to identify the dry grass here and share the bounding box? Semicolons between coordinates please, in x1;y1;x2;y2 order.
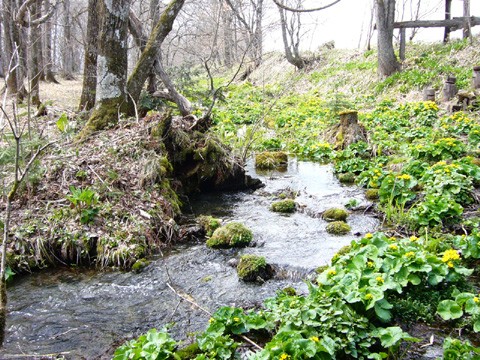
41;78;83;112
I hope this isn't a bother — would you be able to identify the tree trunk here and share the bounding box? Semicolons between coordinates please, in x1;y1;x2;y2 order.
253;0;264;67
28;0;42;106
443;0;452;43
43;0;58;83
463;0;471;39
222;1;234;67
2;0;20;97
126;0;186;115
78;0;99;111
61;0;74;79
0;17;4;78
79;0;130;139
277;3;305;70
376;0;400;78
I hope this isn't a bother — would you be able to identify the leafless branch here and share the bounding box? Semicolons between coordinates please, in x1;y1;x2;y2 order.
271;0;342;12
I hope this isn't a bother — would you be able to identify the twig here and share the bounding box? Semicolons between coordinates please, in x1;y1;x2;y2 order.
87;165;113;192
166;283;263;351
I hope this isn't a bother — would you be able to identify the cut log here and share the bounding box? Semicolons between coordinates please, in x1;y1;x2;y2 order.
443;76;458;101
423;88;436;102
473;66;480;89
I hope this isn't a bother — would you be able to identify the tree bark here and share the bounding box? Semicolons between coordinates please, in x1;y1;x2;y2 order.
43;0;58;83
2;0;20;97
28;0;42;106
277;2;305;70
79;0;130;139
78;0;99;111
376;0;400;78
463;0;471;39
61;0;74;79
126;0;186;115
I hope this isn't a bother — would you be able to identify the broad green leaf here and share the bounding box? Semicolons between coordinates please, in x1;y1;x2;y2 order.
437;300;463;320
56;113;68;132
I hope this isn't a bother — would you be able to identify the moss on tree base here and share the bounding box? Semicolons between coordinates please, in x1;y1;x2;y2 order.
78;98;124;140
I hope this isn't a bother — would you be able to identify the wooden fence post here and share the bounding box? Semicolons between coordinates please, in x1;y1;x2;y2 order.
473;66;480;89
443;76;458;101
423;88;436;101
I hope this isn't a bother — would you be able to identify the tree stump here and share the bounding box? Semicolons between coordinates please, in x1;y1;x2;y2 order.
323;110;367;150
443;76;458;101
423;88;436;102
473;66;480;89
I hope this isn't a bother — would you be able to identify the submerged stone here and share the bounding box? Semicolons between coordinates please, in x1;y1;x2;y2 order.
237;254;273;282
365;189;379;201
255;151;288;170
271;199;296;213
338;172;356;184
326;221;351;235
206;222;253;249
322;208;349;222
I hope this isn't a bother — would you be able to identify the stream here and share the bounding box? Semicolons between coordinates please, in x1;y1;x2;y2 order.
2;159;378;359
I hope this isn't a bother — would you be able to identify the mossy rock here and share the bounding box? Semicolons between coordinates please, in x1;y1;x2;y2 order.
176;343;200;359
315;265;329;274
338;172;356;184
197;215;222;237
331;245;352;264
206;222;253;249
255;151;288;170
322;208;348;222
131;258;150;273
326;221;351;235
237;254;273;282
365;189;379;201
271;199;296;213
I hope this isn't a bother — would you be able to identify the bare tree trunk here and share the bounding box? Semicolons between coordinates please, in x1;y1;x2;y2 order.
43;0;58;83
0;17;4;78
463;0;471;39
61;0;74;79
126;0;187;115
376;0;400;78
79;0;130;138
222;1;234;67
277;1;305;70
2;0;20;97
28;0;42;106
253;0;263;66
78;0;99;111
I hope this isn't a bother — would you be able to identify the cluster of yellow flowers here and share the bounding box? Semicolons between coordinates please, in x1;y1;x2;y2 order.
409;236;419;242
420;101;439;112
442;249;461;268
389;244;399;251
280;353;290;360
435;137;458;148
404;251;415;258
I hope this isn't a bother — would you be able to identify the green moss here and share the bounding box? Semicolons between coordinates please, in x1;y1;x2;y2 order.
255;151;288;170
131;258;150;273
237;254;271;282
175;343;200;359
279;287;297;296
206;222;253;249
322;208;348;222
315;265;329;274
338;172;356;184
331;245;352;264
78;98;123;140
326;221;351;235
197;215;222;237
270;199;296;213
365;189;380;201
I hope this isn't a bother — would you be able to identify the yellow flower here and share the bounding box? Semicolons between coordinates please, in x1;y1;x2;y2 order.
367;261;375;268
404;251;415;258
209;318;215;323
447;261;454;268
442;249;460;263
365;293;373;300
410;236;419;242
474;297;479;303
233;317;240;322
310;336;320;343
396;174;411;181
365;233;373;239
280;354;290;360
376;276;384;283
328;269;337;276
389;236;396;242
389;244;398;251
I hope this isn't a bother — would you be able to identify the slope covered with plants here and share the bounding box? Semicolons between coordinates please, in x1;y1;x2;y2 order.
115;39;480;359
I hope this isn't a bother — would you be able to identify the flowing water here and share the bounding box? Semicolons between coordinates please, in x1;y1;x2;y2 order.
2;159;379;359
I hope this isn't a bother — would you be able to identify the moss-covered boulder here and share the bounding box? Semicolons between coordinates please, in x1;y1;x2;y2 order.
175;343;200;359
322;208;348;222
255;151;288;170
206;222;253;249
131;258;150;273
237;254;273;282
271;199;296;213
197;215;222;237
326;221;351;235
365;189;379;201
338;173;356;184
